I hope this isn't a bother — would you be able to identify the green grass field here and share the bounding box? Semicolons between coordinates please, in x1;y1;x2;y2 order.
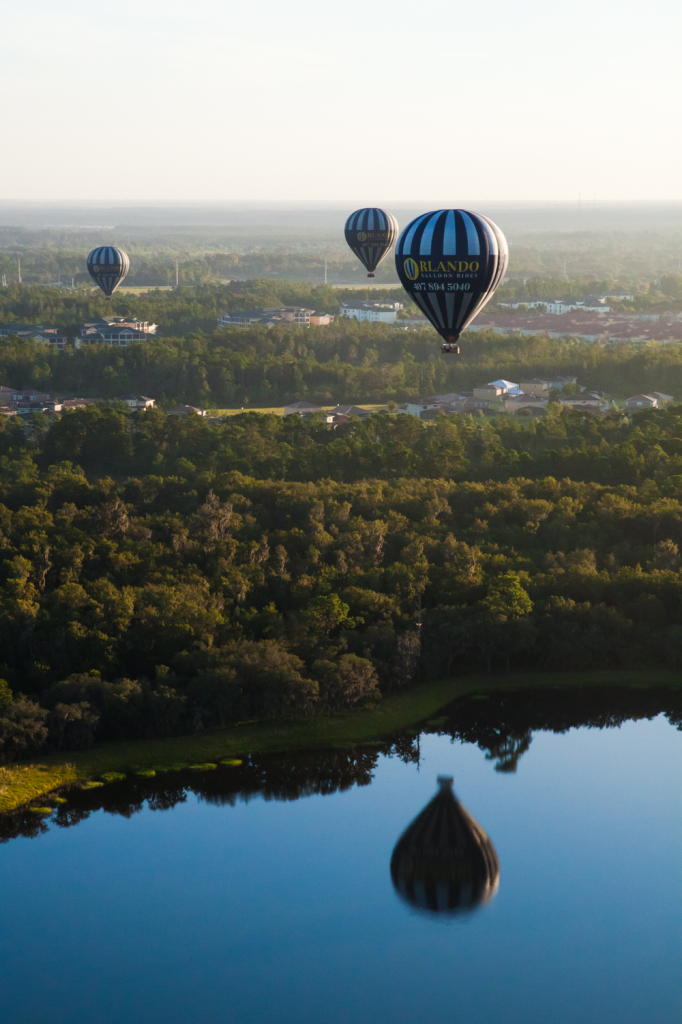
1;670;679;815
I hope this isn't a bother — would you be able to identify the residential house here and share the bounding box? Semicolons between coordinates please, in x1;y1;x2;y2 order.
283;401;322;416
309;311;335;326
397;401;440;417
519;375;579;396
649;391;674;405
501;394;549;414
557;393;604;408
473;383;506;401
0;323;68;349
0;385;52;404
116;395;156;411
624;394;659;410
398;393;474;417
16;399;60;415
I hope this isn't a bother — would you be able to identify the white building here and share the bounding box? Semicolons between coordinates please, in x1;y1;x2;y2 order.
116;395;156;411
340;301;403;324
498;299;610;315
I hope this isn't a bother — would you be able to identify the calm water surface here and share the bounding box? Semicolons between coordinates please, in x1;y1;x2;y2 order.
1;689;681;1024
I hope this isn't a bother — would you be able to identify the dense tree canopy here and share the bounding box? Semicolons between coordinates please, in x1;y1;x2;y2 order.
1;401;682;758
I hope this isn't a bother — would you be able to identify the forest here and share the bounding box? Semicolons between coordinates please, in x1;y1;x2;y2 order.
2;279;682;406
1;400;682;760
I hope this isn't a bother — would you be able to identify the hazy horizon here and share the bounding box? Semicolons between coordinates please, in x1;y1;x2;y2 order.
2;0;680;203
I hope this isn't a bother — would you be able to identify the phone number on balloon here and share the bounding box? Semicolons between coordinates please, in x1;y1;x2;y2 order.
411;282;472;292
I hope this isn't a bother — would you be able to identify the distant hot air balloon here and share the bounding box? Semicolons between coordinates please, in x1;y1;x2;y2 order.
390;776;499;917
87;246;130;299
344;208;399;278
395;210;508;353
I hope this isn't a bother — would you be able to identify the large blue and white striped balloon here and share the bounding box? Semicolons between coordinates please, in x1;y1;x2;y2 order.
395;210;508;349
87;246;130;298
344;207;399;277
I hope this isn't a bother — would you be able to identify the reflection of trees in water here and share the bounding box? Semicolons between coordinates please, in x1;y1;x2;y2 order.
435;686;682;773
484;733;532;773
1;686;680;845
198;750;380;807
391;776;499;917
0;748;384;844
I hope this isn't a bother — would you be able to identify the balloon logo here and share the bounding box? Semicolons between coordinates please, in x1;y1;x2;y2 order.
403;258;419;281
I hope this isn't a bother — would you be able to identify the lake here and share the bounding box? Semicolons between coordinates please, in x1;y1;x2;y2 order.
1;686;681;1024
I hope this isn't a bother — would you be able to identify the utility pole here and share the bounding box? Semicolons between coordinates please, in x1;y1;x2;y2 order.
324;258;327;285
17;258;21;284
175;260;179;288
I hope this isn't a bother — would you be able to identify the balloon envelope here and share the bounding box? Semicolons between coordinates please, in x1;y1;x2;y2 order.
344;208;399;277
395;210;508;345
390;776;500;916
87;246;130;298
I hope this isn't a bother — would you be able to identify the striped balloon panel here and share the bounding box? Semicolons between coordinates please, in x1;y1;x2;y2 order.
87;246;130;297
395;210;508;343
344;208;399;274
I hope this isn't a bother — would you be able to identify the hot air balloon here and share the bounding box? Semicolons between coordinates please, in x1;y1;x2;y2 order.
395;210;508;353
87;246;130;299
390;776;499;917
344;208;399;278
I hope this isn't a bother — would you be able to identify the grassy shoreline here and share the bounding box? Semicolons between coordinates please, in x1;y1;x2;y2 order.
1;669;679;815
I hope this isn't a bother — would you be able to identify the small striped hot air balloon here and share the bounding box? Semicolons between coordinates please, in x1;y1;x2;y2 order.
390;776;499;917
395;209;508;353
87;246;130;299
344;207;399;278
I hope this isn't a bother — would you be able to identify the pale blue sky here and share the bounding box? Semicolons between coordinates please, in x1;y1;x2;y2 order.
1;0;680;201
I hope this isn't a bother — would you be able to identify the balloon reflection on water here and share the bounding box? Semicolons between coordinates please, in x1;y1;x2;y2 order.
390;776;500;917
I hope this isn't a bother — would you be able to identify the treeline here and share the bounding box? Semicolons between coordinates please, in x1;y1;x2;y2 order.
27;401;682;486
1;403;682;757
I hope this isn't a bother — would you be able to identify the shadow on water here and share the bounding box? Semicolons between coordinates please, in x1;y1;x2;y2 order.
390;775;500;917
1;685;680;853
